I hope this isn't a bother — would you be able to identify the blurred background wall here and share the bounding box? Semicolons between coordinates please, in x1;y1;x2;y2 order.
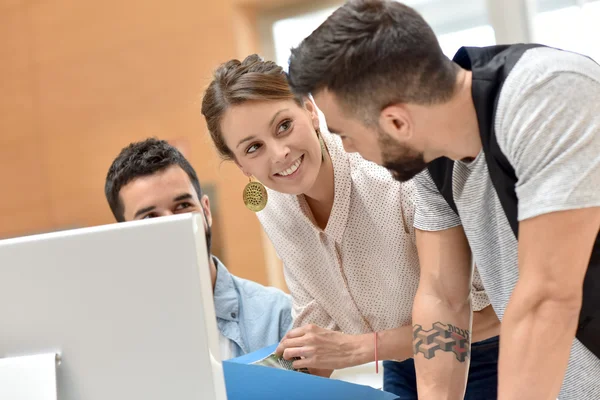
1;0;598;289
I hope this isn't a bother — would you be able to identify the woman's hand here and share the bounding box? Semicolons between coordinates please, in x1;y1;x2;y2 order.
275;324;373;370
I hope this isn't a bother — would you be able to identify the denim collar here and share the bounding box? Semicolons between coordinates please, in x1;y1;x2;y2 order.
212;256;240;321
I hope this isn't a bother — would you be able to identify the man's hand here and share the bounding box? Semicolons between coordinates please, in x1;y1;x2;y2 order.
275;324;372;370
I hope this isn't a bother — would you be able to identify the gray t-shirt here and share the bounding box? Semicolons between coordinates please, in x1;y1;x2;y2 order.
414;47;600;399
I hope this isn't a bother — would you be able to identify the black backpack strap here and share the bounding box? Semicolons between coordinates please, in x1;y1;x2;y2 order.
427;157;458;215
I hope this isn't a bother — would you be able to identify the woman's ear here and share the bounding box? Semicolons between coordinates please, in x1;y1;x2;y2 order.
233;159;252;178
303;97;320;130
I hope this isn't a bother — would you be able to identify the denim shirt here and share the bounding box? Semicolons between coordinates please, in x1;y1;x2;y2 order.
212;257;292;359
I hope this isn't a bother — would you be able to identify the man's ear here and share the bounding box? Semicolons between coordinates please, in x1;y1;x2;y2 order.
200;195;213;228
379;104;412;143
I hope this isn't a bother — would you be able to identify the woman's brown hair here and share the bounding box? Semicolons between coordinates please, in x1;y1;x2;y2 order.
201;54;304;160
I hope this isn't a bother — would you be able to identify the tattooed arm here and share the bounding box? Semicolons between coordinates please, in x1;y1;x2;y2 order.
412;226;474;399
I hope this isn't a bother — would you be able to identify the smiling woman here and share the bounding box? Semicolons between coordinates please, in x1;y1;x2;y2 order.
201;56;334;227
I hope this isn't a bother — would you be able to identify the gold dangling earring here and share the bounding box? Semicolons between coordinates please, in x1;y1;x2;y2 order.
243;177;268;212
316;128;327;161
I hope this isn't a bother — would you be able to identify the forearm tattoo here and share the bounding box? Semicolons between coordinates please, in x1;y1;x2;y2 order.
412;322;471;362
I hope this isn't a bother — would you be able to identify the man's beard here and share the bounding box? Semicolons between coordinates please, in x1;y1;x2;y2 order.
378;129;427;182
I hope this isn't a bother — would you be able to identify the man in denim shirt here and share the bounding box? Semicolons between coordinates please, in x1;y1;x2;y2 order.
105;138;292;359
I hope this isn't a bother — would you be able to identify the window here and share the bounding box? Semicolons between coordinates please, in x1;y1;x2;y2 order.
271;6;340;70
533;0;600;61
436;26;496;58
408;0;496;58
270;0;496;70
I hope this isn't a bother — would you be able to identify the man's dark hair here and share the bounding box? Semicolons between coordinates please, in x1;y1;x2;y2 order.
288;0;458;123
105;138;202;222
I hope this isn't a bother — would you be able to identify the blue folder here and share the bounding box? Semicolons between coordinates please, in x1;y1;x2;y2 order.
223;344;399;400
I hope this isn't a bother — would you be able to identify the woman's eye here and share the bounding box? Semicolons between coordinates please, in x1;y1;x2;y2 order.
278;120;292;134
246;143;261;154
142;213;156;219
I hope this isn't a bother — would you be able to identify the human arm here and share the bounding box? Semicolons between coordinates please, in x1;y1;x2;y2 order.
412;226;474;399
499;208;600;399
494;63;600;398
407;169;478;399
276;323;413;370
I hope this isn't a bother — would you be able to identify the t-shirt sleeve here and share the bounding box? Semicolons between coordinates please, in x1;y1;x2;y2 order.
496;65;600;221
413;169;462;231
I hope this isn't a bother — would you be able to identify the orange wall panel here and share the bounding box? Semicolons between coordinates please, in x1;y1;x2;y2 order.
0;0;269;285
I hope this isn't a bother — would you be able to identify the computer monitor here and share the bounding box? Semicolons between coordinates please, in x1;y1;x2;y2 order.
0;213;226;400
